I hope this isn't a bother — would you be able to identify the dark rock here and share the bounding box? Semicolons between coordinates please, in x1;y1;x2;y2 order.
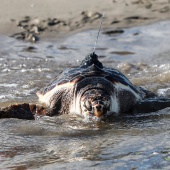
103;30;124;35
81;11;103;23
48;18;60;26
125;16;149;20
110;51;135;55
111;20;120;24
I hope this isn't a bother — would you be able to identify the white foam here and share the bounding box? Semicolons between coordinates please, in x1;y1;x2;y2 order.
0;83;18;87
157;88;170;97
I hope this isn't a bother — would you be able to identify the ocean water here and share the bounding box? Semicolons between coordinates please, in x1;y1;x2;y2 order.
1;21;170;169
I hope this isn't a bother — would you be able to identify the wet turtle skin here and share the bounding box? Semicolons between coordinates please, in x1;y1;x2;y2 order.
1;53;170;120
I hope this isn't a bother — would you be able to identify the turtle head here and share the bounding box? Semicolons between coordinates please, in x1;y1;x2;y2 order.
80;89;111;118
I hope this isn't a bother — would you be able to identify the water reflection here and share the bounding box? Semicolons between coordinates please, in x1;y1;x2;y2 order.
1;111;170;169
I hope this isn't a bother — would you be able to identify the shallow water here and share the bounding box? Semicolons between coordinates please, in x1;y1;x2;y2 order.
1;21;170;169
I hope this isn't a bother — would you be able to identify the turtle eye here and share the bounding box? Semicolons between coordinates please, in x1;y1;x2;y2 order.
91;97;97;102
84;100;92;111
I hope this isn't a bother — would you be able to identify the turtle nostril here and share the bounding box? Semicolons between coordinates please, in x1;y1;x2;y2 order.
96;105;102;111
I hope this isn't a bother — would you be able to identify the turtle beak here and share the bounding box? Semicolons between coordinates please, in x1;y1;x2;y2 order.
93;104;104;117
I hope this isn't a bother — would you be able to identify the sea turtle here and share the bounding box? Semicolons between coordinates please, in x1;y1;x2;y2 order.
1;52;170;120
36;52;170;119
37;52;145;119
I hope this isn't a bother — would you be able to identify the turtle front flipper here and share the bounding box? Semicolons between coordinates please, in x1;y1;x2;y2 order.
0;103;48;120
37;84;73;116
0;103;35;120
133;98;170;113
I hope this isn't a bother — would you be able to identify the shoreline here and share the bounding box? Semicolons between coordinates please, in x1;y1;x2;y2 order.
0;0;170;41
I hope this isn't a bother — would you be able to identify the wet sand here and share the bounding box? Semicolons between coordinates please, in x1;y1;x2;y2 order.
0;0;170;41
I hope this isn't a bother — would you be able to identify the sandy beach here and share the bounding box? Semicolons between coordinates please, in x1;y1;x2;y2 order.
0;0;170;41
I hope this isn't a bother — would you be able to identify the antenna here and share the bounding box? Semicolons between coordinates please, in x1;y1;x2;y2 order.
93;12;105;54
